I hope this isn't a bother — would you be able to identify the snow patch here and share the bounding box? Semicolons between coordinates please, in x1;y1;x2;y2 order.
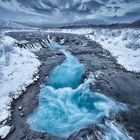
0;125;11;139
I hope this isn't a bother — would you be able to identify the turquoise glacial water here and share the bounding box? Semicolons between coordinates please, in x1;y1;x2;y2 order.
47;50;84;89
27;41;133;140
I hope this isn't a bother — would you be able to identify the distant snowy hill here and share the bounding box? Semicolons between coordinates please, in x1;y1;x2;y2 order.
0;20;34;29
73;19;108;25
132;19;140;26
25;18;140;28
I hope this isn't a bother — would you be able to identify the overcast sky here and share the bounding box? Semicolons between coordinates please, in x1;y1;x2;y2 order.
0;0;140;25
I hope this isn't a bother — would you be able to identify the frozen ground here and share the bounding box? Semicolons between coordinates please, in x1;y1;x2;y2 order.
3;32;140;140
0;35;40;139
44;28;140;72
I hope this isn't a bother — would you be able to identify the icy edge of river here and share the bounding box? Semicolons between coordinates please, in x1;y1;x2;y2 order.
0;35;41;139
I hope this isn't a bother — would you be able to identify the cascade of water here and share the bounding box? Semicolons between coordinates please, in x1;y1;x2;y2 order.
27;41;133;140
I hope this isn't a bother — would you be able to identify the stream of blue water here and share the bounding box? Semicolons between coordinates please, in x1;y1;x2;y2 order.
28;41;133;140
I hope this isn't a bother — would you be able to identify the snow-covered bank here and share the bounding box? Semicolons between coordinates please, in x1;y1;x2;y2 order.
44;28;140;72
0;36;41;139
86;29;140;72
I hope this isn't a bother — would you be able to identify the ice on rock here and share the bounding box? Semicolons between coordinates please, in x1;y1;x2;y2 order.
0;125;11;139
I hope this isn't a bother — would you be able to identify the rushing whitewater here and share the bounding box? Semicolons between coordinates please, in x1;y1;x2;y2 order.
28;41;133;139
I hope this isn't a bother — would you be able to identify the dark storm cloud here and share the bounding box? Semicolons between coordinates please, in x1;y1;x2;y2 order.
0;0;140;24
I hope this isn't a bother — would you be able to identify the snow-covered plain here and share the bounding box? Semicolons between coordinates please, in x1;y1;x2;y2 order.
44;28;140;72
0;35;40;139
